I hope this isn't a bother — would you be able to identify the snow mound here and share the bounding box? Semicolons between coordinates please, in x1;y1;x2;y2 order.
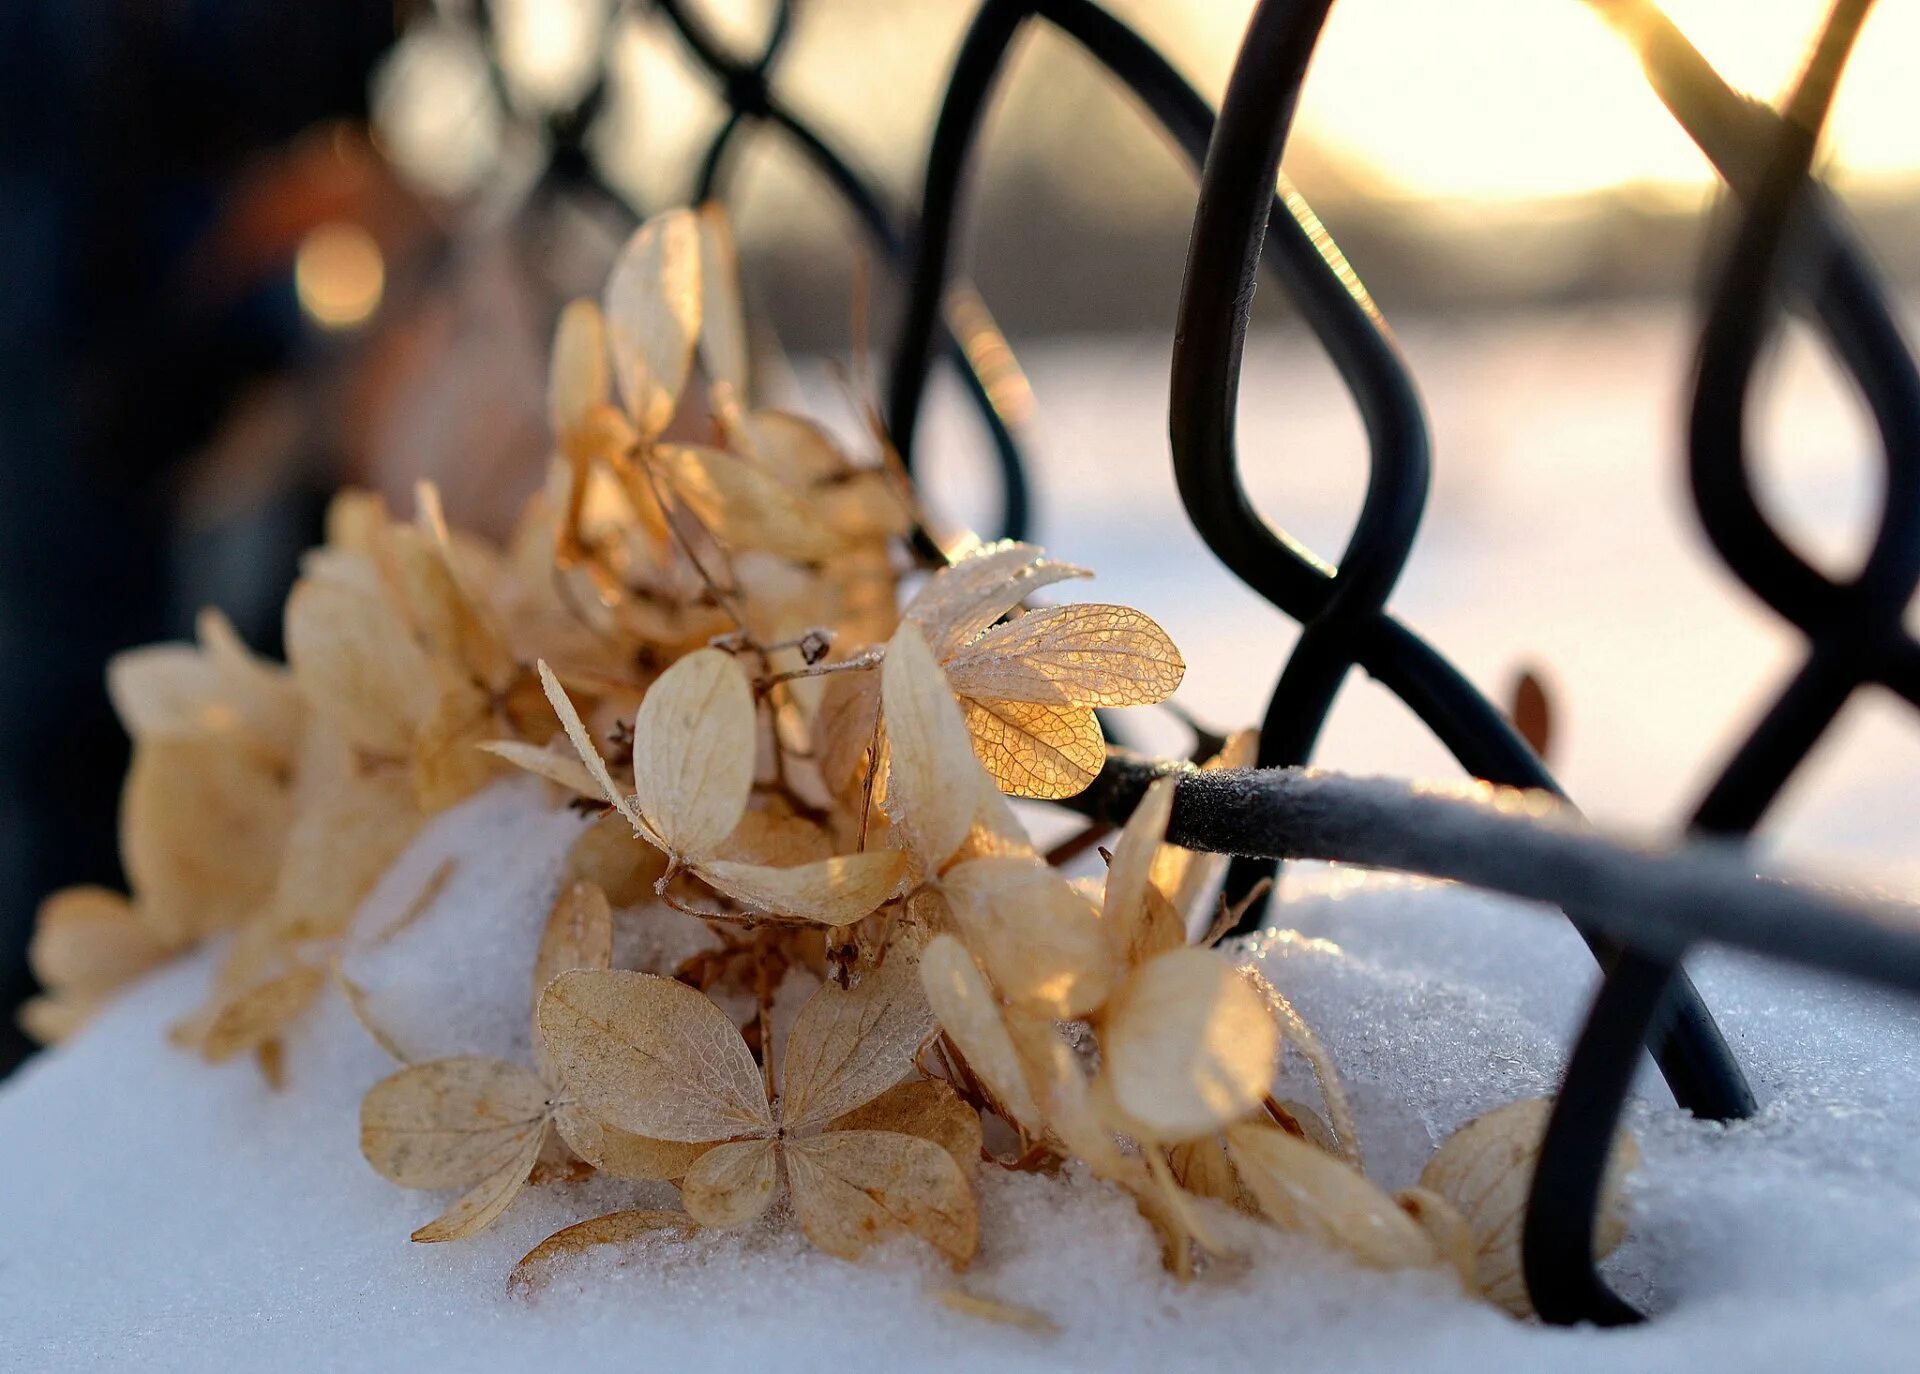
5;779;1920;1372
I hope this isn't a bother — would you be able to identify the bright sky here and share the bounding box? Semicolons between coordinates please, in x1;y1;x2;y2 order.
393;0;1920;207
1287;0;1920;201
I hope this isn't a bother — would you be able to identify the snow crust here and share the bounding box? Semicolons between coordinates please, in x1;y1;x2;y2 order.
6;776;1920;1372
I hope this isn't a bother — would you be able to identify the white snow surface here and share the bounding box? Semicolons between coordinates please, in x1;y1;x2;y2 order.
5;776;1920;1372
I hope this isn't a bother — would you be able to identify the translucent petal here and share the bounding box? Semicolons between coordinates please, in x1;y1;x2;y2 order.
1226;1122;1437;1270
781;955;933;1133
553;1102;712;1181
785;1130;978;1266
198;964;327;1063
629;648;755;859
694;203;749;411
1417;1097;1638;1315
695;850;905;927
476;739;602;798
536;661;653;839
410;1124;546;1243
537;969;772;1142
918;934;1042;1130
359;1057;551;1189
879;624;980;868
680;1138;780;1230
945;603;1184;708
958;697;1103;801
284;575;436;759
1102;776;1184;964
549;297;610;440
602;208;702;441
657;444;837;562
826;1079;982;1172
1102;948;1277;1142
941;856;1115;1018
904;543;1089;658
509;1210;698;1296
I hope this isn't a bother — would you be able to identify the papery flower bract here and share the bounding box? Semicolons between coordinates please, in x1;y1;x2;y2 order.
1418;1097;1638;1315
537;956;980;1265
822;542;1184;801
533;650;903;926
356;879;681;1241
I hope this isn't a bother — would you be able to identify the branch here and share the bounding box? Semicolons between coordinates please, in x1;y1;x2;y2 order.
1066;752;1920;996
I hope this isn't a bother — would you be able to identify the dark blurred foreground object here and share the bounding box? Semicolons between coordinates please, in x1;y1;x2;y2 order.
0;0;397;1075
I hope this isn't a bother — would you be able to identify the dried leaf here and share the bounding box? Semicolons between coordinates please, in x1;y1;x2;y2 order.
564;812;669;906
360;1057;550;1188
537;660;650;837
538;969;772;1142
1102;948;1277;1143
270;769;421;943
945;604;1184;708
680;1138;780;1230
827;1079;982;1172
918;935;1041;1129
695;850;905;926
554;1105;713;1181
478;739;603;798
603;208;702;441
658;444;838;562
1102;777;1183;963
941;857;1114;1018
1225;1122;1437;1270
411;1124;547;1243
549;298;610;442
958;697;1103;801
695;204;749;410
628;647;754;859
781;956;933;1132
880;624;982;868
122;734;293;942
199;964;326;1062
106;644;235;740
509;1210;698;1296
1417;1097;1638;1316
905;543;1089;659
931;1289;1059;1335
785;1129;978;1266
1395;1186;1479;1294
284;575;436;758
533;882;614;1000
28;887;171;995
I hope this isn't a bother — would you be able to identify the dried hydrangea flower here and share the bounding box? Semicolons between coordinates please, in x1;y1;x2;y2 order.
537;954;980;1266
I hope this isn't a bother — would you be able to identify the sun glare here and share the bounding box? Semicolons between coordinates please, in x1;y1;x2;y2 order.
1290;0;1920;202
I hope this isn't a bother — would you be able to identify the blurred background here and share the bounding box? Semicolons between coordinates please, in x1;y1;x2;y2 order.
3;0;1918;1074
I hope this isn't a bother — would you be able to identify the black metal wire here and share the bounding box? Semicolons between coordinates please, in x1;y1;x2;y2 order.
1525;0;1906;1324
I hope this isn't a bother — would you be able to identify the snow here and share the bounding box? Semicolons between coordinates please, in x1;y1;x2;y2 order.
5;304;1920;1368
5;778;1920;1371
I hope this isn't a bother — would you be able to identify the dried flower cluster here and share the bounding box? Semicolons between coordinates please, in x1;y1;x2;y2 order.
25;205;1634;1316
